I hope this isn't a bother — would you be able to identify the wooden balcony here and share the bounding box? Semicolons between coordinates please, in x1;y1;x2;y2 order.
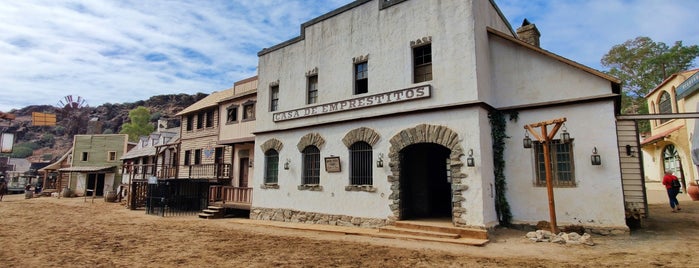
209;185;252;210
183;164;231;180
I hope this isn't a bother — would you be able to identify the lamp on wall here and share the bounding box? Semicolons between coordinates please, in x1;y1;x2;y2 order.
376;153;384;168
591;147;602;165
249;159;254;168
625;144;636;157
284;158;291;170
467;149;475;167
560;123;571;143
523;131;532;149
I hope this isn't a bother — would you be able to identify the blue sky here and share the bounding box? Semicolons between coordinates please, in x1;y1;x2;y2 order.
0;0;697;112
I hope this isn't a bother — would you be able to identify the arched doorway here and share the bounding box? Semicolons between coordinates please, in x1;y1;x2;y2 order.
399;143;452;220
663;144;683;179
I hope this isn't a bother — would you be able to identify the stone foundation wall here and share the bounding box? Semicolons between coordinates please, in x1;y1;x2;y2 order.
250;207;388;228
511;223;630;236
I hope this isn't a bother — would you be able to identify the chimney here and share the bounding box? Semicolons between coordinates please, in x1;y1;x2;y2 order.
516;19;541;47
157;118;168;132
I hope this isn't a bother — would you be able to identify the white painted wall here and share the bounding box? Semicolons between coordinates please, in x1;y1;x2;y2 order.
504;102;626;228
253;107;493;226
257;0;490;133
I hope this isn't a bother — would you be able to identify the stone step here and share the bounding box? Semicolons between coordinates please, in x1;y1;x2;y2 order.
198;213;215;219
393;221;488;240
208;206;224;210
202;209;221;214
378;226;460;239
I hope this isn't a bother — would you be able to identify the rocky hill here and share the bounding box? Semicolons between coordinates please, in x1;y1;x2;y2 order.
1;93;208;162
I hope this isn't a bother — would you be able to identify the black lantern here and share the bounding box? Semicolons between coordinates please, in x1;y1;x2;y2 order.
560;124;571;143
523;132;532;149
284;159;290;170
591;147;601;165
376;153;384;168
467;149;475;167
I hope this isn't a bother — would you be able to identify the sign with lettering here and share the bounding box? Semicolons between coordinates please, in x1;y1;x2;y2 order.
273;85;431;122
324;156;341;173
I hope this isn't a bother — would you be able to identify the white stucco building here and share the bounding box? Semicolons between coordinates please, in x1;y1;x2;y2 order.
251;0;627;234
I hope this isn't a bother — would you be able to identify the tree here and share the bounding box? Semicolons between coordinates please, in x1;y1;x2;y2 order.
119;106;155;142
602;37;699;98
601;37;699;132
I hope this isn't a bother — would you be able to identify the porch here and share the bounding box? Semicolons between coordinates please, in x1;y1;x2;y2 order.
209;185;253;210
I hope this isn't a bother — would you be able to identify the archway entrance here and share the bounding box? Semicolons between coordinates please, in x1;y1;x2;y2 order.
399;143;452;220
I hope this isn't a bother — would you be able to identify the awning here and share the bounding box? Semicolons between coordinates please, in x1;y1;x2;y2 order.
58;166;116;172
640;125;683;145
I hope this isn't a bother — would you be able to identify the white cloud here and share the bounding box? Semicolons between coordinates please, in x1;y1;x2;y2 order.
0;0;697;112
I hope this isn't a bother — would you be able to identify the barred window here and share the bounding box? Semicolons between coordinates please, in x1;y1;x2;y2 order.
349;142;372;185
265;149;279;184
533;140;575;187
302;146;320;185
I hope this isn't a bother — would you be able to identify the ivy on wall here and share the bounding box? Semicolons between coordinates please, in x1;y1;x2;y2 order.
488;110;517;226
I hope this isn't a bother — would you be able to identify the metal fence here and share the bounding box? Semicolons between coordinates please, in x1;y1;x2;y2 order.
145;179;211;217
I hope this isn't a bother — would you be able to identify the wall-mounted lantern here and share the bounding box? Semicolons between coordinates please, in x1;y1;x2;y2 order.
625;144;636;157
249;159;254;168
284;158;291;170
467;149;475;167
523;131;532;149
376;153;384;168
591;147;602;165
560;123;571;143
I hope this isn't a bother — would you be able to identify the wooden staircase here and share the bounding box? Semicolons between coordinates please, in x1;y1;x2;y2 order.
378;220;489;245
198;206;225;219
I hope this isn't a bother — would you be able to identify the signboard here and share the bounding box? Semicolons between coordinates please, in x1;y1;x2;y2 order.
0;133;14;153
324;156;341;173
32;112;57;126
273;85;431;122
676;71;699;99
148;176;158;184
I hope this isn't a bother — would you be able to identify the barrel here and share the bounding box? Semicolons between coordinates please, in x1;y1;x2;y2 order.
105;191;118;202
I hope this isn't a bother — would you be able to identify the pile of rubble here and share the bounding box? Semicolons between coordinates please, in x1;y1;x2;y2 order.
525;230;595;246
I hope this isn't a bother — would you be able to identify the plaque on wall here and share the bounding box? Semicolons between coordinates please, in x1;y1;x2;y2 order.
324;156;341;173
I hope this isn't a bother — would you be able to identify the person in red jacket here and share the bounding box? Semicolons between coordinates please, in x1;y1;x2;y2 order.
662;171;681;212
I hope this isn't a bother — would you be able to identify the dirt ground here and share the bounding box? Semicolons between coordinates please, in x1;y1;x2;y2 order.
0;184;696;268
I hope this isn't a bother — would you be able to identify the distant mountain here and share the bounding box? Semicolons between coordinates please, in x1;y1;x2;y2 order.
1;93;208;162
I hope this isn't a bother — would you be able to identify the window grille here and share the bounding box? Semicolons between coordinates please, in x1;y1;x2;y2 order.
265;149;279;184
302;146;320;184
413;44;432;83
307;75;318;104
270;86;279;111
354;62;368;94
349;142;372;185
659;91;672;124
533;140;575;187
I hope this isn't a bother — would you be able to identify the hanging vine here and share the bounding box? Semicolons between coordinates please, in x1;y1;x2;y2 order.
489;110;517;226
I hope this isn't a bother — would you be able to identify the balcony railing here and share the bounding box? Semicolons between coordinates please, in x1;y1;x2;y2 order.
123;163;231;180
184;163;231;179
209;185;252;209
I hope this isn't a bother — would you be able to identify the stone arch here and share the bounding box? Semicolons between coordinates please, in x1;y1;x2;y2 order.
260;138;283;153
342;127;381;147
297;133;326;152
387;124;468;227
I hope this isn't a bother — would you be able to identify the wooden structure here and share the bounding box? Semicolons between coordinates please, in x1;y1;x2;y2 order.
524;117;567;234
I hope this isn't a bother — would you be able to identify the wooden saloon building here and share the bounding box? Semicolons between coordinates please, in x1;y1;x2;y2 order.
251;0;629;235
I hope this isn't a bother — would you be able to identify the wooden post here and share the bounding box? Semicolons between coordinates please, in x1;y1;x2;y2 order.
525;117;567;234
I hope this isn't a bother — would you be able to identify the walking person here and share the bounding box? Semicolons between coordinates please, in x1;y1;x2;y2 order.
662;171;682;212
